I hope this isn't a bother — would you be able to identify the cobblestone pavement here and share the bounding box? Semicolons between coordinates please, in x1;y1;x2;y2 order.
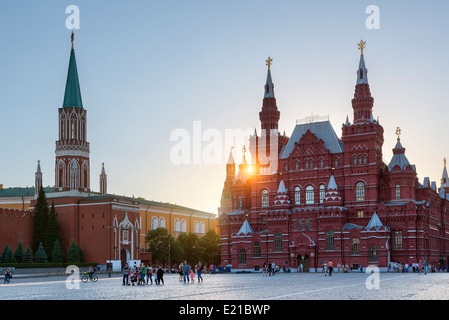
1;271;449;300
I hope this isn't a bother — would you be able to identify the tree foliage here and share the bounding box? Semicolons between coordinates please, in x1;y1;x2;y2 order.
145;228;221;267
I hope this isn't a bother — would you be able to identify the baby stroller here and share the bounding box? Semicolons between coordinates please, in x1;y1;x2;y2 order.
130;272;138;286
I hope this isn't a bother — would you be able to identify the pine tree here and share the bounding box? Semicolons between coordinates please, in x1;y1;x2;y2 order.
44;202;61;258
1;245;14;264
34;242;48;263
76;244;84;263
51;239;64;263
67;240;81;263
14;241;24;263
22;245;33;263
32;186;49;253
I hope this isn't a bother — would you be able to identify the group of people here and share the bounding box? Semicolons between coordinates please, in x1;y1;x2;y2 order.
122;263;165;286
389;260;434;274
178;261;208;283
262;261;282;276
322;260;334;276
122;261;214;286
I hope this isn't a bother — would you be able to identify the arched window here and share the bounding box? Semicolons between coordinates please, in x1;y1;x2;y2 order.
274;232;283;252
326;230;334;250
393;231;402;250
151;216;158;230
369;245;378;262
305;160;309;169
194;220;199;233
297;219;302;231
356;182;366;201
319;185;326;204
159;217;165;228
238;196;243;209
363;155;367;164
310;159;314;168
320;158;324;168
354;156;357;165
261;189;269;208
284;162;288;172
253;242;261;257
395;185;401;200
238;249;246;264
295;160;300;170
200;221;205;234
181;219;187;233
351;238;360;255
174;218;180;232
294;186;300;205
306;186;314;204
305;219;310;231
334;158;338;168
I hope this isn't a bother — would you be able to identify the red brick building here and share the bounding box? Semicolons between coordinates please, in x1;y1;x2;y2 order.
218;44;449;272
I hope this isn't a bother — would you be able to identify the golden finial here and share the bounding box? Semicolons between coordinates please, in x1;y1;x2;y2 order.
358;40;366;55
395;127;401;141
265;57;273;70
71;31;75;49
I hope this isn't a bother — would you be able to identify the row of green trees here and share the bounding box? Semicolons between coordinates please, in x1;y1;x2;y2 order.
1;240;84;264
144;227;221;267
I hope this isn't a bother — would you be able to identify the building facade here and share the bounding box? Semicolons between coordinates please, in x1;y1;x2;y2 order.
0;33;216;271
218;43;449;272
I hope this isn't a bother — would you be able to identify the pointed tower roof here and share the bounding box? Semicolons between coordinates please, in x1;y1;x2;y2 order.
36;160;42;173
352;40;374;124
324;174;342;206
365;212;385;231
356;47;368;85
388;129;415;172
236;220;254;236
227;148;235;165
274;180;290;207
101;162;106;176
441;158;449;188
264;57;275;98
63;32;83;109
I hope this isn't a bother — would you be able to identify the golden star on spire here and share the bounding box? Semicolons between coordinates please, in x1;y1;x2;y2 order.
71;31;75;49
358;40;366;55
444;157;447;168
265;57;273;70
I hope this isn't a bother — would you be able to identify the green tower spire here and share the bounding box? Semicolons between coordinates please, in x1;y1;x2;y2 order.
62;32;83;109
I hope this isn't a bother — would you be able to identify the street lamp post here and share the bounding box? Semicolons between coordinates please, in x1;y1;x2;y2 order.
168;236;171;272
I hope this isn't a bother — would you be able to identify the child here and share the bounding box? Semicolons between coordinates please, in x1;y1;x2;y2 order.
189;269;195;283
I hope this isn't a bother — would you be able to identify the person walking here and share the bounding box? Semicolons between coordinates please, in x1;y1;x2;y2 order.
146;265;153;285
157;265;164;285
197;262;204;283
423;260;428;275
300;263;303;273
178;263;184;282
328;260;334;276
183;261;191;283
323;262;328;276
140;264;146;285
4;269;11;284
122;263;130;286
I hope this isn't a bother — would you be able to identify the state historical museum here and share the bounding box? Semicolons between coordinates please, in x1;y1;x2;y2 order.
217;42;449;272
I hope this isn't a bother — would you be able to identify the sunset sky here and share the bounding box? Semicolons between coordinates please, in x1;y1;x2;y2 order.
1;1;449;213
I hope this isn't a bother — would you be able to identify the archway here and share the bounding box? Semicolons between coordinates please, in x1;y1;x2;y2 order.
120;248;130;269
297;254;310;272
